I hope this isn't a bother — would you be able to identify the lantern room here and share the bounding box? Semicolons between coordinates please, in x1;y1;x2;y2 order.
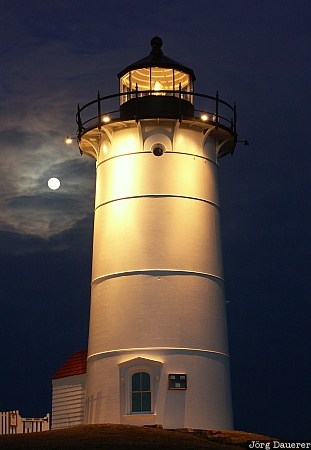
76;36;238;157
118;36;196;119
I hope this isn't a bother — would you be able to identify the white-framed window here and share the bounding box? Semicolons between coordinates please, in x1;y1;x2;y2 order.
131;371;151;413
118;357;162;416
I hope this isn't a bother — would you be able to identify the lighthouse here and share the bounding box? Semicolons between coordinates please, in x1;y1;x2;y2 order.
77;37;237;430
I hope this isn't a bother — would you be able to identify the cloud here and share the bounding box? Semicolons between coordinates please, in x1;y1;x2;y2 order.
0;35;100;241
0;128;95;239
0;7;148;242
0;213;93;257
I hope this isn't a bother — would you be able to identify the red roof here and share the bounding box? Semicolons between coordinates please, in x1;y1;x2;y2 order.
52;350;87;379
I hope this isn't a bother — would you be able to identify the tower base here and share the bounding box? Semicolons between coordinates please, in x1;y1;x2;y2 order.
85;349;233;430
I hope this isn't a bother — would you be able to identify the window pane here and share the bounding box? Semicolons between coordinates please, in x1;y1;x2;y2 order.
141;372;150;391
132;373;140;391
142;392;151;412
132;393;141;412
131;372;151;413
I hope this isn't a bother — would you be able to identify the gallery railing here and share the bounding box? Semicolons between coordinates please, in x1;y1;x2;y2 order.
76;88;237;141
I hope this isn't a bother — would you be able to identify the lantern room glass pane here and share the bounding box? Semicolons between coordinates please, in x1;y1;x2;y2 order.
120;68;193;105
150;67;173;94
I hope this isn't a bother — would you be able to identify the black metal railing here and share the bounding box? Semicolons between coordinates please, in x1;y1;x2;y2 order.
76;88;237;141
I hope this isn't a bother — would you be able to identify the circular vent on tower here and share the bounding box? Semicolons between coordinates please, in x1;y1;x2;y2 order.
152;144;165;156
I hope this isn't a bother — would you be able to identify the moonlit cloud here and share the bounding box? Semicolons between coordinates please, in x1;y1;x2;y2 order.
0;119;95;239
0;9;145;244
0;42;98;241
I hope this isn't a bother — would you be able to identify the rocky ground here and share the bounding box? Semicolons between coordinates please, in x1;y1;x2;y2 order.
0;424;276;450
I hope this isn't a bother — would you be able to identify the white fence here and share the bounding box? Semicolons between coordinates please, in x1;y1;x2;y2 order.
0;410;50;435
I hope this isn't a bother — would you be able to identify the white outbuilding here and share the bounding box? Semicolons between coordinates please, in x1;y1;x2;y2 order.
51;350;87;429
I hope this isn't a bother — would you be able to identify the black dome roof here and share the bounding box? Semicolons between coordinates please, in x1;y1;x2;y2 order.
117;36;196;81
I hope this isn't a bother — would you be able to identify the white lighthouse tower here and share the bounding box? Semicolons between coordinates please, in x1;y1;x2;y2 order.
77;37;237;430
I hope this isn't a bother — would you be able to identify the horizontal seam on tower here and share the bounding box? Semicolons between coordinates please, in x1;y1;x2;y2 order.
91;269;224;285
87;347;230;361
96;150;217;169
94;194;220;211
97;151;146;168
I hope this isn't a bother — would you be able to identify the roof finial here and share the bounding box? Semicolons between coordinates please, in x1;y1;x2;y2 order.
150;36;163;56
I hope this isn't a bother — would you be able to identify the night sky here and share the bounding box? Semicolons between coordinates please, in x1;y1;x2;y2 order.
1;0;310;440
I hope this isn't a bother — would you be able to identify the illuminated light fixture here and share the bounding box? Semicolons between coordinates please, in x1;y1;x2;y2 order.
200;114;208;122
65;136;73;144
103;143;108;154
153;80;166;95
102;115;111;123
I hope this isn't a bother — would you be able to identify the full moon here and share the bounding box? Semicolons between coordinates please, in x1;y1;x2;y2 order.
48;177;61;190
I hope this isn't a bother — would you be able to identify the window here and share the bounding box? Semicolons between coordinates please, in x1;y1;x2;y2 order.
119;68;192;105
118;356;162;417
131;372;151;413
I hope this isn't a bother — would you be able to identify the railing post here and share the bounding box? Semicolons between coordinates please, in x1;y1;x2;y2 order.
97;91;101;130
77;103;82;141
178;83;182;122
135;83;138;122
76;103;84;155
